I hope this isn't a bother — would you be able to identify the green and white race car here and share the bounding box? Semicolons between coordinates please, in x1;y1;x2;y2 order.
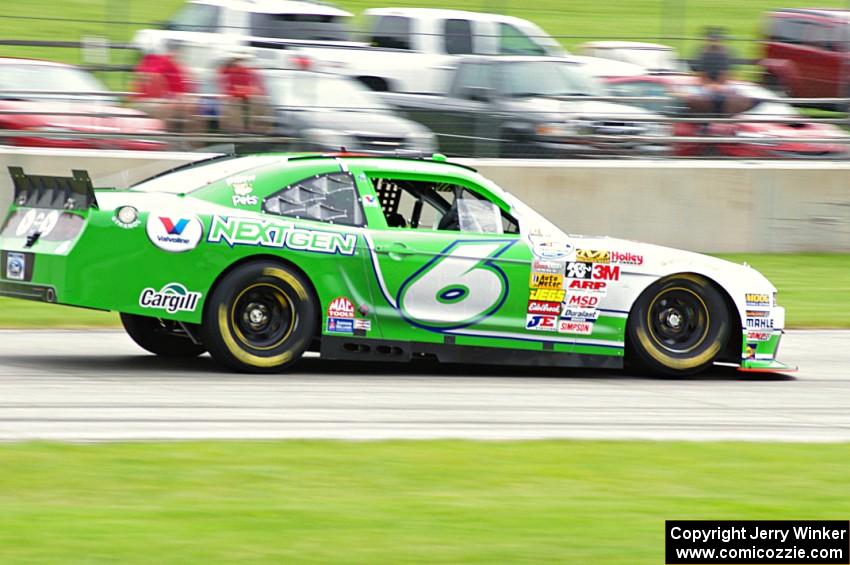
0;153;793;376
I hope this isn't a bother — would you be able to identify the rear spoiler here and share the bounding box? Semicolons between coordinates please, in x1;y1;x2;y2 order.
8;167;98;210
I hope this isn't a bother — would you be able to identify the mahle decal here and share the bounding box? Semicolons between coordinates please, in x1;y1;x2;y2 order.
208;216;357;255
139;283;201;313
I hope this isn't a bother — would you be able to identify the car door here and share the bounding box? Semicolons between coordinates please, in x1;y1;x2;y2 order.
438;61;500;156
351;168;543;345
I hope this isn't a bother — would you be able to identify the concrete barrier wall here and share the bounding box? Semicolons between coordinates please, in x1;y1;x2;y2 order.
2;149;849;252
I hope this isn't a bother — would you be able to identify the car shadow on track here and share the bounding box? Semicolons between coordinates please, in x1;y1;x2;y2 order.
0;353;796;382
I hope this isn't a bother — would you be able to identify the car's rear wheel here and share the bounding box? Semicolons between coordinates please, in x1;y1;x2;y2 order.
627;274;730;377
201;261;317;373
120;313;206;357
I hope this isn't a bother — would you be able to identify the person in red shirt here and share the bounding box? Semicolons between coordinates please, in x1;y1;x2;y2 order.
131;39;200;140
217;47;271;135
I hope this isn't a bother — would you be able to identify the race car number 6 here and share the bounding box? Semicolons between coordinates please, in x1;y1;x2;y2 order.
397;241;510;329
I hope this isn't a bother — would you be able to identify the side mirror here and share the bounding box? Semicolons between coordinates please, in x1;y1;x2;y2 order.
465;86;493;103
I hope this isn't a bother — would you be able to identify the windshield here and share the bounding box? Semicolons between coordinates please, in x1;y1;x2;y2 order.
499;191;566;239
264;73;389;111
0;64;112;101
499;61;607;98
131;155;283;194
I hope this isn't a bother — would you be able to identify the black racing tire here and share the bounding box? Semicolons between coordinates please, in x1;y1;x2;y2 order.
627;274;730;377
120;313;207;357
200;261;317;373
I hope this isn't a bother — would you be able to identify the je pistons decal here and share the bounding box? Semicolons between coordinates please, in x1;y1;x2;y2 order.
530;272;563;290
139;283;201;313
526;314;557;332
208;216;356;255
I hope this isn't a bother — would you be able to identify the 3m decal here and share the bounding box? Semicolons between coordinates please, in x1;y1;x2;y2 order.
529;288;566;302
610;251;643;266
576;249;609;263
532;260;564;274
526;314;557;332
139;283;201;313
565;293;600;308
747;330;772;342
565;261;592;279
146;214;203;253
745;293;771;307
746;317;774;329
327;318;355;333
592;264;620;281
558;320;593;335
208;216;356;255
530;272;564;290
560;307;599;322
527;301;561;315
397;240;513;330
567;279;607;294
328;296;355;319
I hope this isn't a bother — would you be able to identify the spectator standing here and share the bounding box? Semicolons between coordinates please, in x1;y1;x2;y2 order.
217;47;272;135
692;27;734;116
130;39;200;142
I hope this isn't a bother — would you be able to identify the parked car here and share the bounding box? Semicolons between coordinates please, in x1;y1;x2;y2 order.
606;74;850;158
0;58;166;151
134;1;567;94
257;69;436;153
381;56;669;158
759;8;850;100
578;41;689;73
569;55;646;79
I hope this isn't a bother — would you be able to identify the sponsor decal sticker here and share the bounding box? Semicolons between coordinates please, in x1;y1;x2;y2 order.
526;314;557;332
558;320;593;335
529;236;573;260
529;288;566;302
208;216;357;255
146;214;203;253
746;310;770;318
610;251;643;266
565;262;619;281
560;307;599;322
744;343;758;360
328;296;355;319
139;283;201;313
16;209;60;238
6;252;25;281
327;318;355;333
354;318;372;331
362;194;379;207
746;317;774;329
530;272;564;290
576;249;610;263
565;261;593;279
527;300;561;315
565;293;600;309
745;293;770;307
567;279;607;294
532;260;564;274
227;174;258;206
747;330;772;342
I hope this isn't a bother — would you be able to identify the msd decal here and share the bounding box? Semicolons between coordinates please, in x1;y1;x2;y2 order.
139;283;201;313
558;320;593;335
146;214;203;253
565;293;600;308
527;301;561;315
526;314;557;332
328;296;355;319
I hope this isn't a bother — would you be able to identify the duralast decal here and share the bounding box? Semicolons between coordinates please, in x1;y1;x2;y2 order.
139;283;201;313
208;216;357;255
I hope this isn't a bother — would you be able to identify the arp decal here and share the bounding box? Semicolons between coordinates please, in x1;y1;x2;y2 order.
558;320;593;335
576;249;610;263
527;301;561;315
146;214;204;253
529;288;566;302
567;279;607;294
526;314;557;332
396;240;514;330
328;296;355;319
208;216;356;255
139;283;201;313
530;272;563;290
745;293;771;307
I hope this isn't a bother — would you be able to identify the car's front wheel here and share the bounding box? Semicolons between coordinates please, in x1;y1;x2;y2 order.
627;274;730;377
201;261;317;373
120;314;206;357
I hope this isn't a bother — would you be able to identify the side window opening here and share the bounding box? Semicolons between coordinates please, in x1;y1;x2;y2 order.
264;172;364;227
499;23;546;55
168;4;221;32
370;177;519;235
370;16;412;50
444;19;474;55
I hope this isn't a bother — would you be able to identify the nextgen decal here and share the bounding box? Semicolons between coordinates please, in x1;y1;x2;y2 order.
139;283;201;313
208;216;357;255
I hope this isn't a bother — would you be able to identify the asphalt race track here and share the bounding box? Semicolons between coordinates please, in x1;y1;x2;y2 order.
0;330;847;442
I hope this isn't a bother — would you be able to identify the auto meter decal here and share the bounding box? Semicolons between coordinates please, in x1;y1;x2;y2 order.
146;213;203;253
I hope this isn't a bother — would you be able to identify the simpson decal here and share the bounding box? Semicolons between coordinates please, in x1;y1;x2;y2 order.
558;320;593;335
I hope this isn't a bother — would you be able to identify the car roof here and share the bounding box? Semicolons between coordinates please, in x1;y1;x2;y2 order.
192;0;351;17
364;7;535;25
581;41;675;50
0;57;74;68
458;55;576;64
773;8;850;20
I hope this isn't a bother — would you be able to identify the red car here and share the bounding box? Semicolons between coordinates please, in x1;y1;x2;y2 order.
0;58;166;151
606;74;850;158
759;8;850;99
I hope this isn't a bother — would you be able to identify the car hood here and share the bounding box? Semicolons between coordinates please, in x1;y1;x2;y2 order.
285;108;422;138
0;100;164;132
508;97;658;121
738;120;849;140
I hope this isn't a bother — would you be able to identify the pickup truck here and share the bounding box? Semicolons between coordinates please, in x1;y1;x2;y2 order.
133;1;567;93
379;55;670;158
